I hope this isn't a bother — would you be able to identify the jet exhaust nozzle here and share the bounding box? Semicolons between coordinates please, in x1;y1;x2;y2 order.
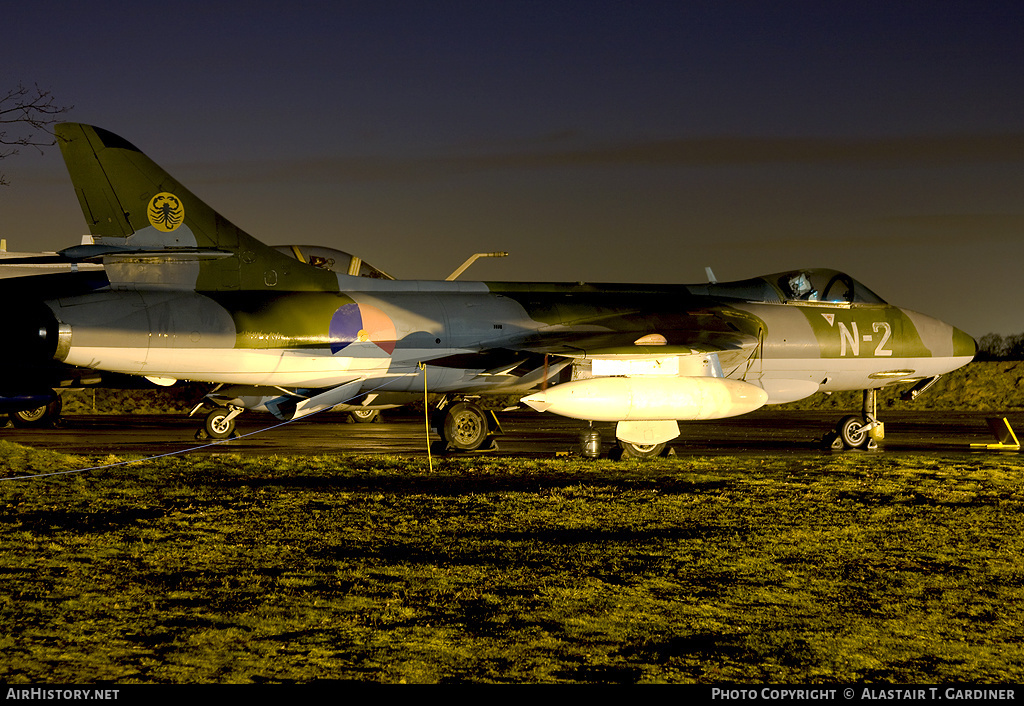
1;302;68;364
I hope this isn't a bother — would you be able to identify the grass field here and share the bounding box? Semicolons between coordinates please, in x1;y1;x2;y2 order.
2;442;1023;684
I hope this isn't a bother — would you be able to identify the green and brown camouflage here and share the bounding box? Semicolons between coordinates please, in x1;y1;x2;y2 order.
8;123;974;452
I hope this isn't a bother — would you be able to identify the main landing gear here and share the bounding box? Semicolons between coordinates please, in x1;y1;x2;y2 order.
9;396;63;429
825;388;884;450
613;440;670;459
577;425;673;460
196;405;243;440
433;397;501;453
346;408;381;423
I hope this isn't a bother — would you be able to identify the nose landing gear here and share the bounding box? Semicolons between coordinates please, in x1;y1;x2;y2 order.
826;388;884;450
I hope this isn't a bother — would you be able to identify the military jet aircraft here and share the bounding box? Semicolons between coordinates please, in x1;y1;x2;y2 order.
0;241;401;427
1;123;976;457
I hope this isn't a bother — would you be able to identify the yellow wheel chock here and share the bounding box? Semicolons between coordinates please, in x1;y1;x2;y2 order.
970;417;1020;451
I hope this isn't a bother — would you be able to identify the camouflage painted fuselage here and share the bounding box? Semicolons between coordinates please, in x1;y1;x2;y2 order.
46;270;976;406
29;123;975;428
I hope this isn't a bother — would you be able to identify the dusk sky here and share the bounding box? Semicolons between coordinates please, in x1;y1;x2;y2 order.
1;1;1022;337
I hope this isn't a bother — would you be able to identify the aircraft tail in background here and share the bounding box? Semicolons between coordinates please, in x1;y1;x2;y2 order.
54;123;337;293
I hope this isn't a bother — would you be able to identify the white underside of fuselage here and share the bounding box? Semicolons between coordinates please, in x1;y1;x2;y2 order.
64;346;394;388
741;354;975;403
65;340;973;410
63;345;500;393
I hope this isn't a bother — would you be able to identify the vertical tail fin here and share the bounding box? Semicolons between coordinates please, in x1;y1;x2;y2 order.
54;123;336;292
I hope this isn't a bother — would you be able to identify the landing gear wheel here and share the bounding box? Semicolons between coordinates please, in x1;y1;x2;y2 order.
347;408;381;423
837;415;869;449
615;441;667;459
204;408;237;440
442;401;490;451
9;397;62;428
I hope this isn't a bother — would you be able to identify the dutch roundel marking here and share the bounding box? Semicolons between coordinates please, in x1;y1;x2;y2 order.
147;192;185;232
329;302;397;355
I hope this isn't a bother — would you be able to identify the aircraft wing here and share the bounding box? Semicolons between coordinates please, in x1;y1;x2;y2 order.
0;245;234;265
416;307;761;400
510;328;758;357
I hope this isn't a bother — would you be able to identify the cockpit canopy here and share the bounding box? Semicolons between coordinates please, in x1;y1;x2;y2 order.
273;245;394;280
693;268;887;305
771;269;886;304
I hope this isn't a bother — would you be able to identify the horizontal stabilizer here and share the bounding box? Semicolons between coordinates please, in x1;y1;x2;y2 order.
0;245;235;265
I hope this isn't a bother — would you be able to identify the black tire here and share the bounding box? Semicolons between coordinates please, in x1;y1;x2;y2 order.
837;415;869;449
442;401;490;451
204;408;236;439
9;397;62;428
348;408;381;423
617;441;667;459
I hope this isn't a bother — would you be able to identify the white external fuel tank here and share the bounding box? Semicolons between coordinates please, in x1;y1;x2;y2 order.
520;376;768;422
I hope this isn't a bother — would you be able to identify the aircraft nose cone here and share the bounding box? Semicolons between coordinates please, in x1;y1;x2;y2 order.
953;326;977;360
905;309;976;362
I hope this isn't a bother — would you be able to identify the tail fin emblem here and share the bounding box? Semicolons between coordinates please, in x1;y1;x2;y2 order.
147;192;185;232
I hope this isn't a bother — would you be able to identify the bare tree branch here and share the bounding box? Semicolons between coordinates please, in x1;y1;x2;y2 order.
0;83;73;185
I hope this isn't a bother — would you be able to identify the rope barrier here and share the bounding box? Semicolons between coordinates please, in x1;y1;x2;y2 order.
0;375;409;482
